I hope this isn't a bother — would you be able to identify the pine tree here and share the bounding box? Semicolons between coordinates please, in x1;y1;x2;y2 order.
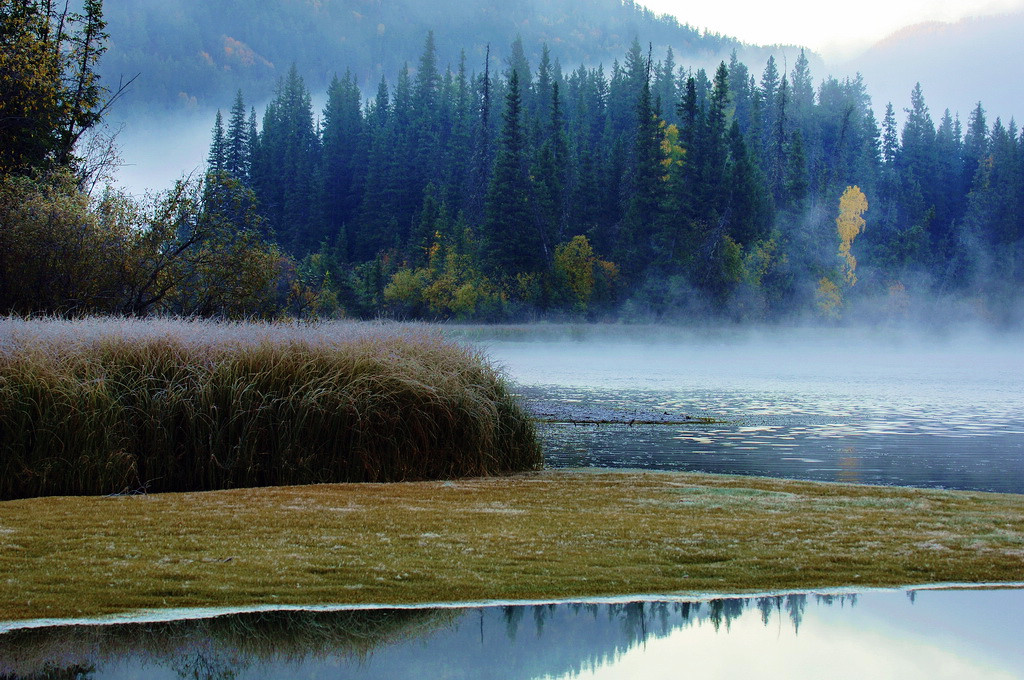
207;110;226;176
531;81;569;258
783;129;808;214
534;44;554;123
411;32;442;193
727;50;753;134
355;76;393;260
897;83;939;265
506;35;533;109
225;90;249;181
758;57;781;186
963;102;989;193
469;46;495;225
620;55;666;276
252;65;320;255
483;70;540;277
321;71;366;261
654;47;677;125
726;119;773;247
701;62;731;216
881;103;899;167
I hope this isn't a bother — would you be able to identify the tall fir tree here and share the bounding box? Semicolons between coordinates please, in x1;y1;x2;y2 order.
483;70;541;277
225;90;250;181
321;71;366;261
620;54;666;277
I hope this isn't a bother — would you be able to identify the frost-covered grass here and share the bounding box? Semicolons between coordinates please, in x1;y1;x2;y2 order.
1;470;1022;623
0;317;540;499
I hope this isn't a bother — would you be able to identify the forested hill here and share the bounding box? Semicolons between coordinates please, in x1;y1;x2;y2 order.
99;0;750;112
195;34;1023;324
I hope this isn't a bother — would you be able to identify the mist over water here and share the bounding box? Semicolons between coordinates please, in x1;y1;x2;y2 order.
470;325;1024;492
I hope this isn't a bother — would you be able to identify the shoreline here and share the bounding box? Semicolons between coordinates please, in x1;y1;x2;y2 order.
3;580;1023;634
3;468;1023;626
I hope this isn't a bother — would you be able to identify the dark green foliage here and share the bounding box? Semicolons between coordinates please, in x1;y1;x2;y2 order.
225;90;251;182
184;34;1022;322
620;60;666;277
251;66;320;255
321;71;367;260
483;71;541;277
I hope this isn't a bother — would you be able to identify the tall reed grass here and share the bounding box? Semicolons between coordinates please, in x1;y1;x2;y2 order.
0;318;541;500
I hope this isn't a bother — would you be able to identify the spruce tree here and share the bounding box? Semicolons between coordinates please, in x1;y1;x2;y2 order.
225;90;249;181
321;71;366;261
483;71;540;277
207;111;226;176
620;57;666;277
252;65;320;255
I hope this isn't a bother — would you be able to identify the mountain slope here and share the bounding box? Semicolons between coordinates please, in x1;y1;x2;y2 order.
100;0;744;113
842;10;1024;122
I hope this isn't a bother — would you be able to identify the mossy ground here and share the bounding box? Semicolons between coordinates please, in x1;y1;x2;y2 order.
2;469;1022;623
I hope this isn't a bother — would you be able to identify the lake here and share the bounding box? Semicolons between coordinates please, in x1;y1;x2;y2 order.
477;326;1024;493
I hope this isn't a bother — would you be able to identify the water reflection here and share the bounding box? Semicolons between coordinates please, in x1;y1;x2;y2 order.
2;589;1021;679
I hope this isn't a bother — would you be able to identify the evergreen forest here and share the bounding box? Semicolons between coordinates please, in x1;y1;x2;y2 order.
2;1;1022;324
202;34;1024;323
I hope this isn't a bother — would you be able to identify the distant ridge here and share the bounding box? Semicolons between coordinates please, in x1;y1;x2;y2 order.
843;10;1024;121
97;0;800;113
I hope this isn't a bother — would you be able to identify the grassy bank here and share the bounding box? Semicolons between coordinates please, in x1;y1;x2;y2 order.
1;469;1022;623
0;318;540;500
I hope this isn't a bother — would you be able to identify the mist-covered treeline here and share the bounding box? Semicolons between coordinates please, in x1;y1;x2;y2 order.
4;0;1021;324
99;0;741;113
203;34;1024;322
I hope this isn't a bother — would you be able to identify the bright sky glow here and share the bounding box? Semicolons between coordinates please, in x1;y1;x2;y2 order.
638;0;1024;58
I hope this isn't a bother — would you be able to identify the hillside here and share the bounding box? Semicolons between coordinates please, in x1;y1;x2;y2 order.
842;10;1024;122
100;0;749;113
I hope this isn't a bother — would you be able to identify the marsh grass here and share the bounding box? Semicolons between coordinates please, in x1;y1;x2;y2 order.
0;317;540;499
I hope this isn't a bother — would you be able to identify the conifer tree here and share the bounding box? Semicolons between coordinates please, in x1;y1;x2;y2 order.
321;71;366;261
225;90;249;181
207;111;226;176
483;70;540;277
355;76;393;259
531;81;569;257
252;65;320;254
620;55;666;277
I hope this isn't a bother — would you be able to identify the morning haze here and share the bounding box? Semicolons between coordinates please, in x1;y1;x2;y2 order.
1;0;1022;676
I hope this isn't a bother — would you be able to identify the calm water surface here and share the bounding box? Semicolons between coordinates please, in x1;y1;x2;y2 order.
480;329;1024;493
2;588;1021;679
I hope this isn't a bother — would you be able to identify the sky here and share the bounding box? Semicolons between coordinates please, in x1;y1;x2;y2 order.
637;0;1024;59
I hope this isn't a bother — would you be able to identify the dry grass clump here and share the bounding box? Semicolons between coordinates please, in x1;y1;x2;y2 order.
0;317;540;499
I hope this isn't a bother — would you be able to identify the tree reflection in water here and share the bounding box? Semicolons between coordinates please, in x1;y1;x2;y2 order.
0;594;846;679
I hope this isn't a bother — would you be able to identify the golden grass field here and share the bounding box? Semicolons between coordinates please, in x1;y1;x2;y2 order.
2;469;1022;623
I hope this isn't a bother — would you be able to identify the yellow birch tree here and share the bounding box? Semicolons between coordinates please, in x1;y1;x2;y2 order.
836;185;868;286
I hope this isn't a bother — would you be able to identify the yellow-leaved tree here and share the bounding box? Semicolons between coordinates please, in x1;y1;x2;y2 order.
817;186;869;319
836;185;868;286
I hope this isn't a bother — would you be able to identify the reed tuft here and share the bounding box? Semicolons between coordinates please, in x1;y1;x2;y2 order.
0;317;541;500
